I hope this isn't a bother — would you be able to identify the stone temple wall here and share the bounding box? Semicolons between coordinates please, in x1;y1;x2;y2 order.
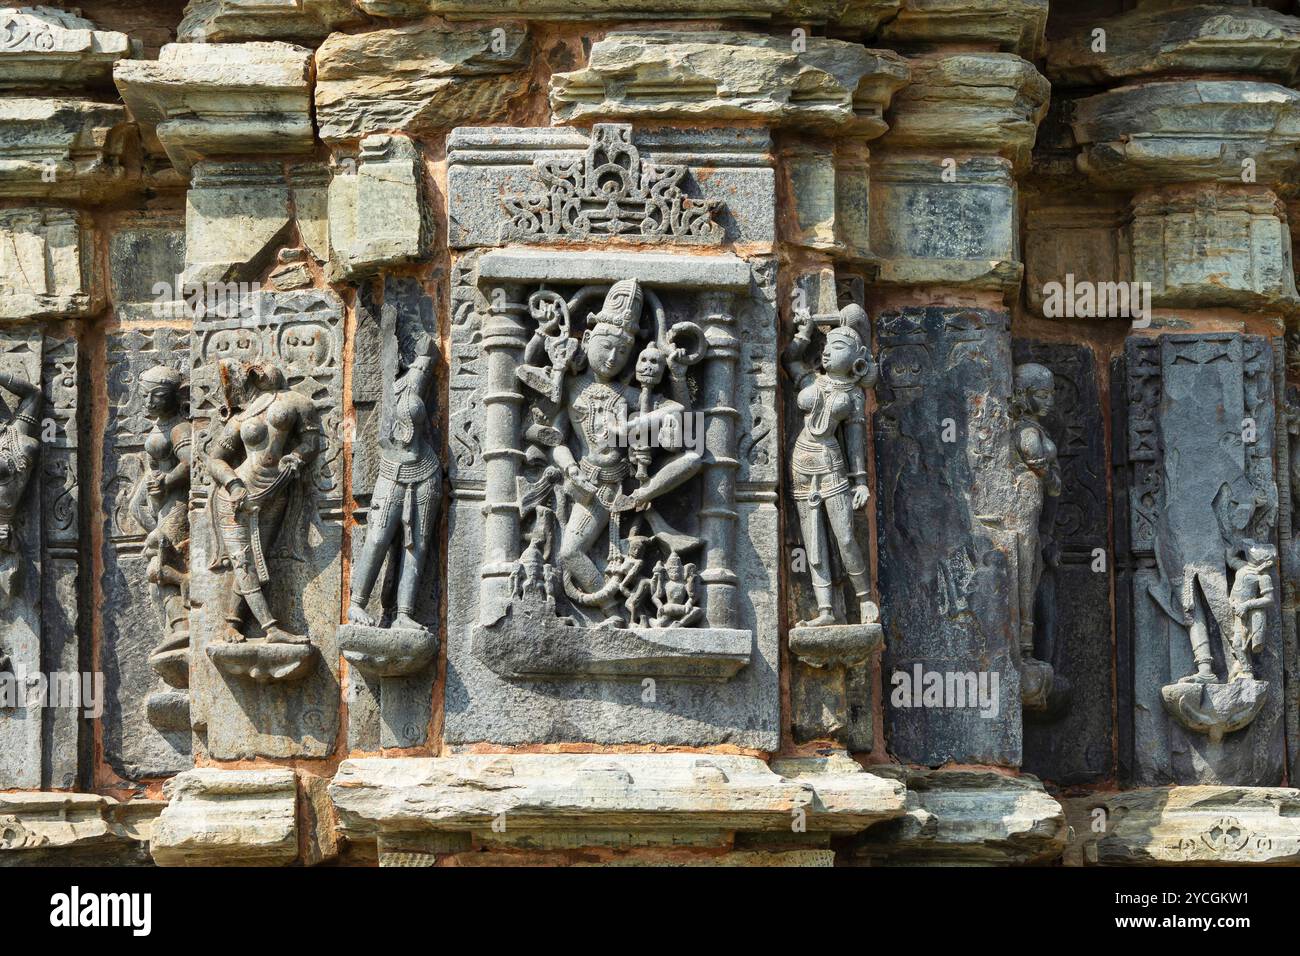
5;0;1300;868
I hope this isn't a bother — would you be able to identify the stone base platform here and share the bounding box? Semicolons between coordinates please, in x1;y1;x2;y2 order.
1064;786;1300;865
473;611;752;681
339;623;438;678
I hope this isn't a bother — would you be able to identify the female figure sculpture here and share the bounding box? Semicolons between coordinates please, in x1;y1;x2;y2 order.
207;361;321;644
1009;363;1063;680
0;368;40;606
783;305;877;627
129;365;191;667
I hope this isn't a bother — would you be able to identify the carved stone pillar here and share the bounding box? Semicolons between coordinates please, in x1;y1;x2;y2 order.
1050;1;1300;789
477;282;529;627
697;292;740;629
866;41;1050;767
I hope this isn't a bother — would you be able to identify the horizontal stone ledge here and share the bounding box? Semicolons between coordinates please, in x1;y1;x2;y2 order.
848;768;1068;866
151;768;299;867
0;792;163;865
357;0;870;21
476;249;757;290
330;752;908;845
1065;786;1300;866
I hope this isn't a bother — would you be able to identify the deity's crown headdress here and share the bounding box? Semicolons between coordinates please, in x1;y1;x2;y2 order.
826;303;867;349
591;278;644;341
140;365;182;389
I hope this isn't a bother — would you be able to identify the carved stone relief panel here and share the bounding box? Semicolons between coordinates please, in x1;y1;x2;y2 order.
1114;333;1284;787
0;329;81;790
874;306;1021;767
344;276;442;752
188;291;343;759
101;328;194;780
446;123;775;249
1013;339;1113;785
443;248;780;748
783;273;881;750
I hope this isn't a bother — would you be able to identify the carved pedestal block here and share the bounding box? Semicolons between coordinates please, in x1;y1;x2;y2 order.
184;160;328;286
789;624;882;747
1130;186;1299;312
1114;334;1285;787
330;752;907;862
868;156;1021;291
327;134;429;280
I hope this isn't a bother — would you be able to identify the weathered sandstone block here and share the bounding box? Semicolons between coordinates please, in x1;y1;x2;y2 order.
114;41;314;173
0;5;132;89
152;769;299;866
315;23;530;143
551;32;909;136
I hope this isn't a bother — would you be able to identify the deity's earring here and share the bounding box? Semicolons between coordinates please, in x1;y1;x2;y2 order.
852;353;870;379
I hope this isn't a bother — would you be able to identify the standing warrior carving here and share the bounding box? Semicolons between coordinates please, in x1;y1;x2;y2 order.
0;368;40;605
347;336;441;630
1008;363;1062;671
784;305;878;627
207;362;321;645
129;366;191;660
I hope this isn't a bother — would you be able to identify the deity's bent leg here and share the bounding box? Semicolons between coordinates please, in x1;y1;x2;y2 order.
795;492;837;626
350;475;403;623
393;477;439;627
559;496;613;604
636;450;702;501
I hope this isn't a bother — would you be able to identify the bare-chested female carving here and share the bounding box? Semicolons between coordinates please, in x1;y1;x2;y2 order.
206;361;321;645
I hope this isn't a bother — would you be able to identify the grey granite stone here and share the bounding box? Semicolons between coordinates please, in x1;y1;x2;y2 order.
100;328;193;780
188;291;343;760
444;250;779;748
1013;340;1113;787
874;307;1021;767
1114;334;1285;787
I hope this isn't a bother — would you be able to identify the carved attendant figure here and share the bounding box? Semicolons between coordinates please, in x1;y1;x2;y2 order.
1009;363;1062;671
784;305;877;627
1223;541;1275;683
207;362;321;645
347;336;441;631
0;368;40;605
129;366;191;659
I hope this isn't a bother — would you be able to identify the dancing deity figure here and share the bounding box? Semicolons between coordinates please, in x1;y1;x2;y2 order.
533;279;701;620
0;368;40;606
1009;363;1063;672
783;305;877;627
347;336;441;631
129;366;191;660
207;362;321;644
